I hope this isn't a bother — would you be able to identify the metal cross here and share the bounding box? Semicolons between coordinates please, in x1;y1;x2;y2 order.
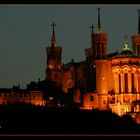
90;24;95;34
51;22;56;36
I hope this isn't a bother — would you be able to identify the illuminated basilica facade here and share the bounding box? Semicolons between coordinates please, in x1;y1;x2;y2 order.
45;8;140;116
0;8;140;117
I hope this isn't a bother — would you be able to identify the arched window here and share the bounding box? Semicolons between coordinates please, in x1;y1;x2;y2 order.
97;43;100;54
102;43;104;54
124;73;128;93
118;74;121;93
131;73;135;93
90;95;94;101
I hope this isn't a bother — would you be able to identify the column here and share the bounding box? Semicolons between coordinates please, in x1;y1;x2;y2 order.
135;73;138;93
116;74;119;93
128;72;131;93
114;74;117;93
121;73;124;93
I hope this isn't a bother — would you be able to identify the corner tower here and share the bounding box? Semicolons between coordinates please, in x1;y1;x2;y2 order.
131;9;140;56
45;22;62;87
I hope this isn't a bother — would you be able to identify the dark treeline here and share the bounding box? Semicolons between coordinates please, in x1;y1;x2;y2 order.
0;102;140;135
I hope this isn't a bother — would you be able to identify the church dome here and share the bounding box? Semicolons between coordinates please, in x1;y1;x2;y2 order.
120;49;133;56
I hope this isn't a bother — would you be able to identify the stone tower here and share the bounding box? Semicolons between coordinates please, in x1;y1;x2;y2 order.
45;22;62;88
93;8;110;109
131;9;140;57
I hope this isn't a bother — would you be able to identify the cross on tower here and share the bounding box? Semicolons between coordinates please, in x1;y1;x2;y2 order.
51;22;56;36
90;24;95;35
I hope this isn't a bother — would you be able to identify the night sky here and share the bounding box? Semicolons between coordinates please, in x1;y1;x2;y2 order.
0;4;139;88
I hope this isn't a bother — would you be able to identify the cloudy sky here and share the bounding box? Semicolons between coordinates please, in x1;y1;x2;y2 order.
0;4;139;88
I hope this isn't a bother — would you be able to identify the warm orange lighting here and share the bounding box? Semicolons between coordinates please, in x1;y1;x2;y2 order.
132;67;136;72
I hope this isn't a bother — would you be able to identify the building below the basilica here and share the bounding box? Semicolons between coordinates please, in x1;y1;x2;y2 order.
0;8;140;118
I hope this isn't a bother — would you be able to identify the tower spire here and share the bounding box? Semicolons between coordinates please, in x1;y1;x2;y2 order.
90;24;95;35
51;22;56;37
138;9;140;34
51;22;56;46
97;8;101;32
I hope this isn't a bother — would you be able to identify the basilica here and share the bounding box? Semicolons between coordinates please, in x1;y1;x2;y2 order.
0;8;140;117
45;8;140;116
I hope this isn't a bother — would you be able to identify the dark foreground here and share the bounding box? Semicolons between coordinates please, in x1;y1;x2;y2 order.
0;102;140;135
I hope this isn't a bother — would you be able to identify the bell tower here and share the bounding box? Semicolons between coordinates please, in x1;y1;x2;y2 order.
45;22;62;87
91;8;108;59
93;8;109;109
131;9;140;57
